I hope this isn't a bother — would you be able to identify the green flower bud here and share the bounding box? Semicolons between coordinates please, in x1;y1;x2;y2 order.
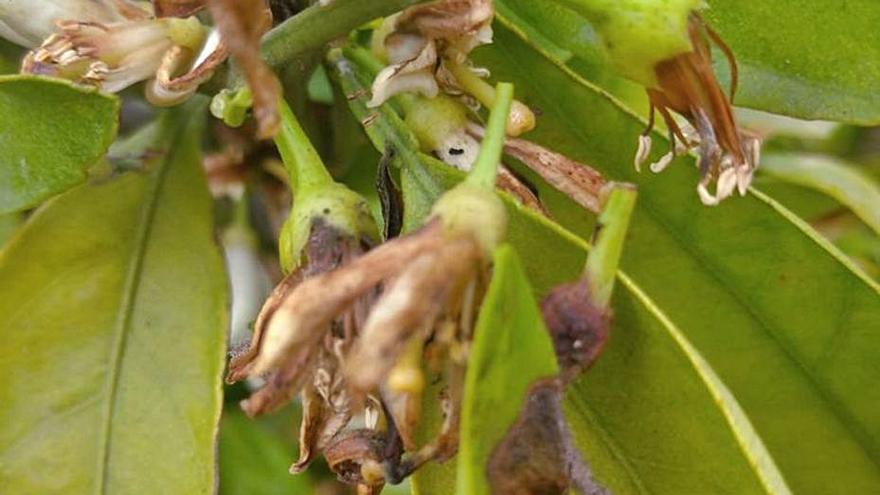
429;182;507;257
279;182;379;273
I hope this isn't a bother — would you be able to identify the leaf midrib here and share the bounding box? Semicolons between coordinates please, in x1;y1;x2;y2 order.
94;130;180;495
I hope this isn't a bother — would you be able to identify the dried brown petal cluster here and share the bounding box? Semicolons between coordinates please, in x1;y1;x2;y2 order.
636;14;761;205
369;0;494;107
229;216;493;491
20;0;226;105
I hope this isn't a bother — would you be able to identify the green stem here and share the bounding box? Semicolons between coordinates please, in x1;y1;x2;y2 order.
446;59;497;108
275;100;333;196
467;82;514;189
584;184;638;308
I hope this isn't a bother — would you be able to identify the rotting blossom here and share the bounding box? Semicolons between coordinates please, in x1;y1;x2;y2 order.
228;83;517;493
636;13;761;205
230;188;503;492
17;0;226;105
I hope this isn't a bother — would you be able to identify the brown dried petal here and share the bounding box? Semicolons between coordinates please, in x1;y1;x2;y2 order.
324;429;388;487
468;123;607;214
540;279;612;384
345;234;481;392
207;0;280;138
496;166;548;215
396;0;494;41
249;221;445;375
293;372;352;473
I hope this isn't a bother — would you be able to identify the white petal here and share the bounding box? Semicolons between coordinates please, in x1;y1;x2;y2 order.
716;167;738;200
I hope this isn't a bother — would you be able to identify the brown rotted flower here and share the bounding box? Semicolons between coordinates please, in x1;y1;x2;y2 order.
226;218;374;475
635;14;760;206
230;183;505;491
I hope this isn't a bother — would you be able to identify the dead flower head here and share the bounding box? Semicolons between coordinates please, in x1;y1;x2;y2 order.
20;0;226;105
368;0;494;107
635;14;761;206
228;181;507;490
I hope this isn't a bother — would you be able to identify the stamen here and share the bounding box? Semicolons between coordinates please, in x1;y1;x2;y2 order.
697;182;719;206
649;151;674;173
634;134;652;172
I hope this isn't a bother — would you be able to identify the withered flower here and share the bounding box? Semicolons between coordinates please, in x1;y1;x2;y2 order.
230;84;516;491
368;0;535;137
19;0;227;105
369;0;493;107
555;0;759;204
638;14;761;205
226;101;382;489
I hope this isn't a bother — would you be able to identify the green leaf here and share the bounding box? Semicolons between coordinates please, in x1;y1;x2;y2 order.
472;23;880;493
0;38;22;74
0;211;22;246
703;0;880;125
0;75;119;213
760;153;880;235
330;50;790;495
219;410;312;495
0;102;228;494
515;1;880;124
456;245;560;495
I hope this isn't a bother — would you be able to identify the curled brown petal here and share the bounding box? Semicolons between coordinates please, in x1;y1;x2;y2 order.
468;123;607;214
250;221;445;375
496;166;548;215
293;374;352;473
345;234;481;392
207;0;281;138
323;429;388;487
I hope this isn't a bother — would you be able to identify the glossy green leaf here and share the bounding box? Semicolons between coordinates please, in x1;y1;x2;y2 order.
472;23;880;493
704;0;880;125
0;103;228;494
219;410;312;495
760;153;880;235
0;75;119;213
456;245;560;495
525;1;880;124
0;38;20;74
0;211;22;246
330;50;790;495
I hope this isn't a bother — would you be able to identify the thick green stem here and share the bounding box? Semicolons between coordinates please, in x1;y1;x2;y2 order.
275;100;333;196
467;82;514;189
584;185;638;308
